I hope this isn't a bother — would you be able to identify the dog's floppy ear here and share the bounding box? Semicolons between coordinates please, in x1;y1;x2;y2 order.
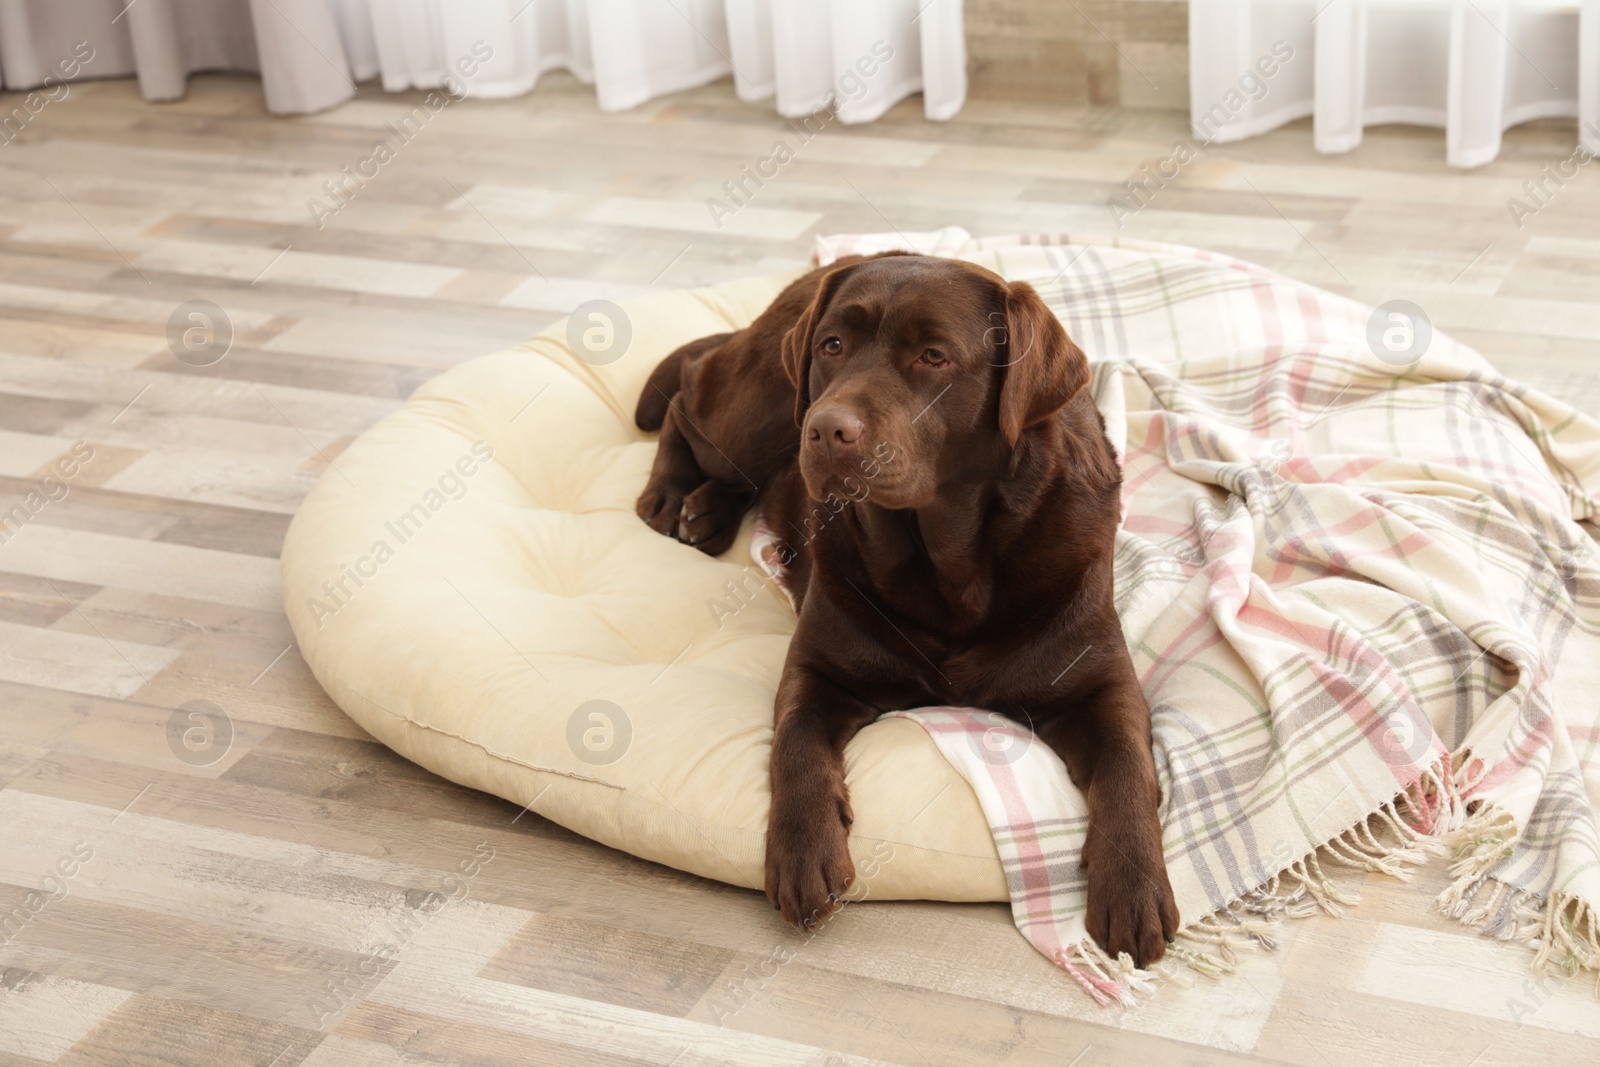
995;280;1090;447
780;262;854;429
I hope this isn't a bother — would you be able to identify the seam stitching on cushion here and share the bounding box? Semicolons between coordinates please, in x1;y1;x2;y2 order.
339;681;1001;864
614;789;1002;864
343;684;624;790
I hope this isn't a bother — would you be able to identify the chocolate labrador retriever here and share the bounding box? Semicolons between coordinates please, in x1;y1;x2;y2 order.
633;253;1178;966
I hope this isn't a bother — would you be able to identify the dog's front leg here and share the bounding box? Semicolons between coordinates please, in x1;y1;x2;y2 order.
1036;658;1179;967
636;400;705;540
764;659;878;928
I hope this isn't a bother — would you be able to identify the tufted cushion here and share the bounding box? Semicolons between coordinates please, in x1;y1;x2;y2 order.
281;272;1008;901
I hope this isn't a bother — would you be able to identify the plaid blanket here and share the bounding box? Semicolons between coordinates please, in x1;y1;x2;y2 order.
806;229;1600;1004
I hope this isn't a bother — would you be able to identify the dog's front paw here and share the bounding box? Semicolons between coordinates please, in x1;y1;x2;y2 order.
677;480;746;556
764;795;855;929
1083;831;1179;968
636;481;684;538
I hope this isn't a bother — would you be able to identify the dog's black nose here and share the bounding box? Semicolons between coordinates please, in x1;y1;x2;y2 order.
808;407;864;449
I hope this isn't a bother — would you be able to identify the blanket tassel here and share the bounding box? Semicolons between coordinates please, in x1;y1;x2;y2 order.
1068;749;1599;1008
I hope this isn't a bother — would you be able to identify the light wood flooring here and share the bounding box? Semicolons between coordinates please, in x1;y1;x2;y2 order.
2;70;1600;1067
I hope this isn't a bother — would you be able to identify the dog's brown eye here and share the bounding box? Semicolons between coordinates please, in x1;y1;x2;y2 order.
821;337;843;355
918;349;949;367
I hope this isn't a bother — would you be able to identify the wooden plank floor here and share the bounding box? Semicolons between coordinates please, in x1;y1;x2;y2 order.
3;71;1600;1066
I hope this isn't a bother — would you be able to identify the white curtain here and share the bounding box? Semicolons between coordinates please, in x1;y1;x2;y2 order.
731;0;968;123
0;0;966;123
1190;0;1600;167
0;0;358;115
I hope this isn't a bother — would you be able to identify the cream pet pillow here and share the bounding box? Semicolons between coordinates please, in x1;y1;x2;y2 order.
282;272;1007;902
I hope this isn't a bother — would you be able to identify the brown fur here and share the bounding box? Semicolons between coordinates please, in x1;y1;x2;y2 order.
634;253;1178;966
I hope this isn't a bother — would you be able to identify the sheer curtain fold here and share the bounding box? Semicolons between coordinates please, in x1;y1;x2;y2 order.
1191;0;1597;167
0;0;966;123
1585;0;1600;151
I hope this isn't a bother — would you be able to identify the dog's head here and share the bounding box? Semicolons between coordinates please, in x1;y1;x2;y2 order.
780;253;1090;507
